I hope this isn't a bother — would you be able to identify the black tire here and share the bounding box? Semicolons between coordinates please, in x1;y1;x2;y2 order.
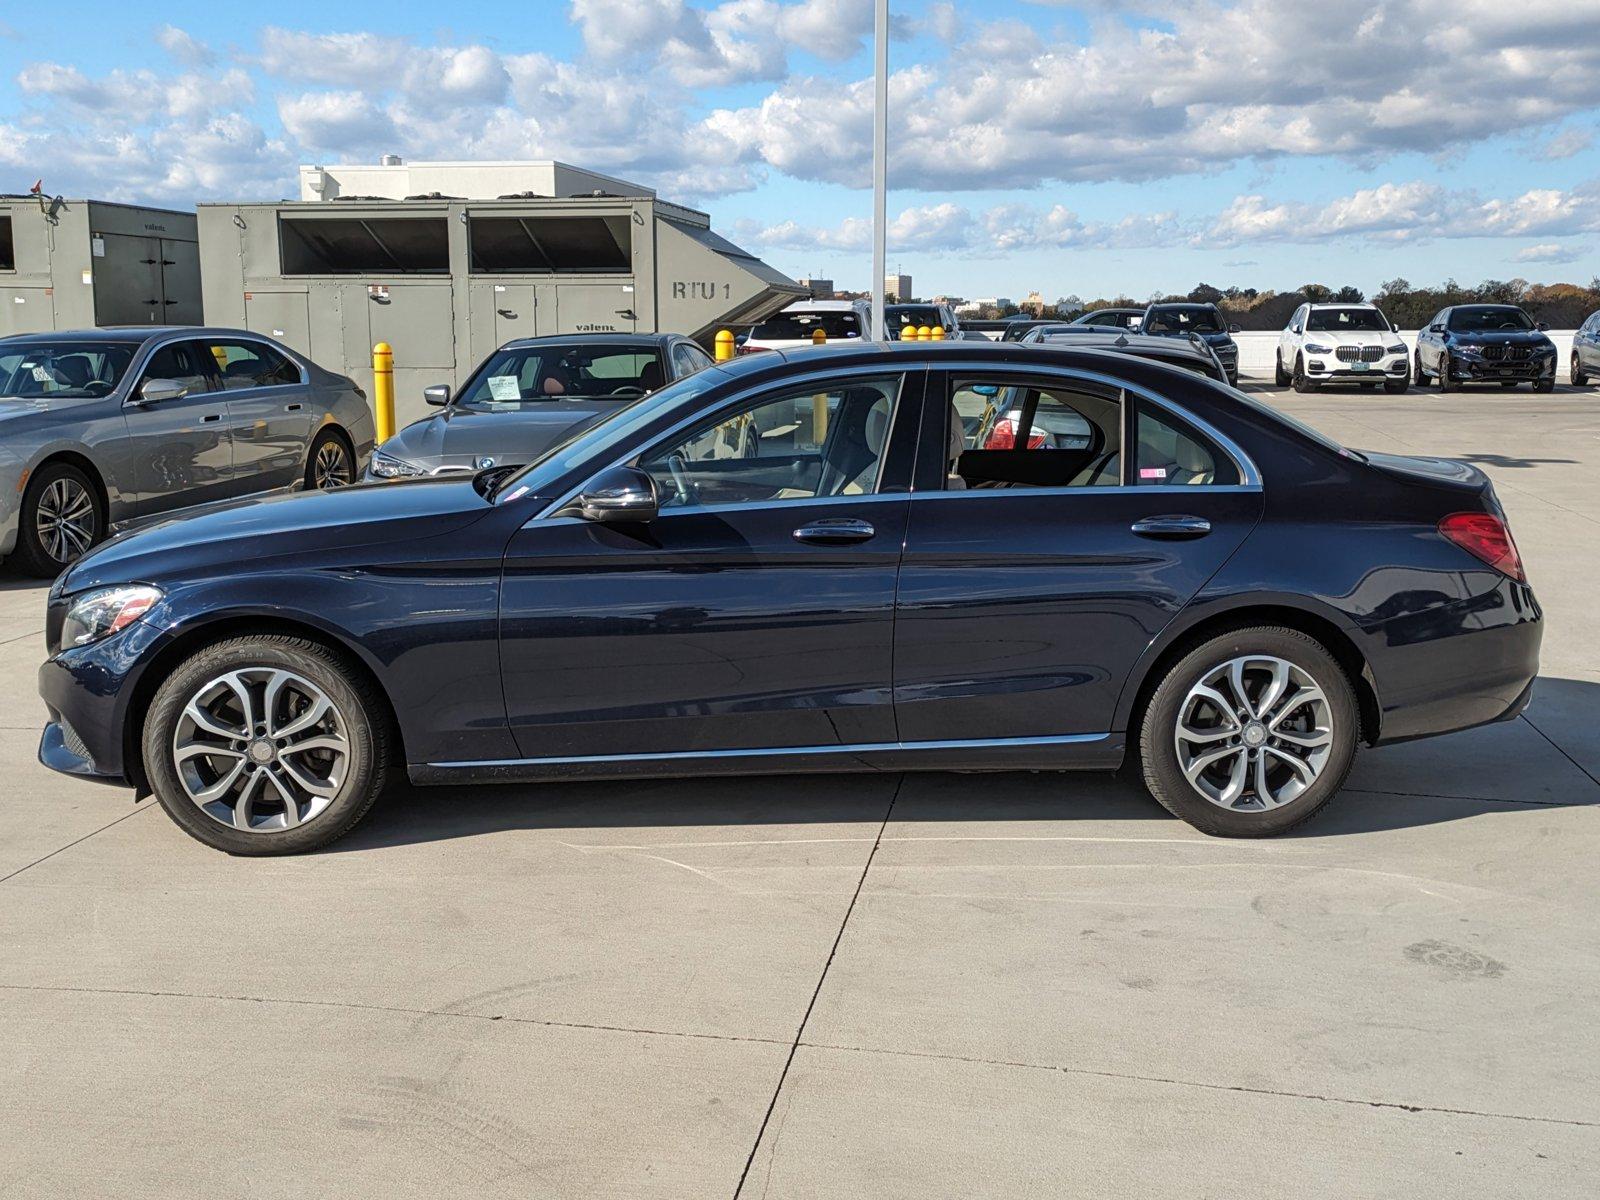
142;633;392;855
1291;354;1315;393
1413;349;1429;384
1383;373;1408;394
1499;380;1520;389
1437;357;1455;393
1534;376;1555;394
1274;352;1291;387
1138;626;1358;838
1573;353;1590;387
305;428;356;490
12;460;105;577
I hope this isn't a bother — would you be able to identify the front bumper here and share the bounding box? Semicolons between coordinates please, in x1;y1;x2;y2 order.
1450;353;1556;382
1305;354;1408;381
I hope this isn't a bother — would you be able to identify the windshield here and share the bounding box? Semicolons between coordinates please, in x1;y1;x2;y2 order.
493;368;728;502
750;311;862;340
1144;306;1224;334
455;345;665;406
888;306;943;332
1307;307;1390;333
0;342;137;400
1448;306;1534;333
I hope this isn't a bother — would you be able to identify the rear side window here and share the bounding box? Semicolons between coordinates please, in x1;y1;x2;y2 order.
207;340;299;389
948;381;1122;489
1135;406;1238;486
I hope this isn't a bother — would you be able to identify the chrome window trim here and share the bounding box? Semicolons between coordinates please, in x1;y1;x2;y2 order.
429;731;1110;770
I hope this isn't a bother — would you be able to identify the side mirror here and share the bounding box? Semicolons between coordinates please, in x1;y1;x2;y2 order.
1429;324;1445;334
424;384;451;407
1391;320;1401;333
1536;321;1550;332
577;465;658;523
1228;323;1242;334
136;378;188;405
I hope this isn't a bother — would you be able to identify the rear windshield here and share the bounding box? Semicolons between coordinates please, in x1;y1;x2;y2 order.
1144;306;1223;334
1307;308;1390;332
0;342;137;400
888;306;943;331
457;345;665;406
751;311;863;340
1448;306;1533;333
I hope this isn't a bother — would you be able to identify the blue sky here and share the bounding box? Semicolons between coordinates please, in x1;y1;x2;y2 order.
2;0;1597;301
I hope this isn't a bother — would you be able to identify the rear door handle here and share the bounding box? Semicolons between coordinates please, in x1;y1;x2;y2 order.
285;403;303;412
201;413;222;423
1131;514;1211;539
793;518;875;545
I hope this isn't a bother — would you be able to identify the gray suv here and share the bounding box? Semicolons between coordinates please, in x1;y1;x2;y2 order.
0;327;375;576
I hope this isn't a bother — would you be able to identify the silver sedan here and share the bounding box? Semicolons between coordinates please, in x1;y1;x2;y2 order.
0;327;375;576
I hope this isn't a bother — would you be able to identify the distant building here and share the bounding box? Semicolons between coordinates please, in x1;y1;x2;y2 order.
799;277;836;299
1018;291;1047;315
884;273;913;302
955;296;1013;315
298;157;653;202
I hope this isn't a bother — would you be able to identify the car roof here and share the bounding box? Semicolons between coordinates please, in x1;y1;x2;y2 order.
0;326;286;347
1032;330;1214;357
709;339;1229;383
499;333;679;351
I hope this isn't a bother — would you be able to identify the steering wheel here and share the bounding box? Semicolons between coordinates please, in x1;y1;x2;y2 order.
665;452;696;506
80;380;113;397
609;385;646;397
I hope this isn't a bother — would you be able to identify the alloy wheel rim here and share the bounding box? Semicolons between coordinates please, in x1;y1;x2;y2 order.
314;441;353;488
35;478;96;563
1174;655;1333;812
172;668;350;833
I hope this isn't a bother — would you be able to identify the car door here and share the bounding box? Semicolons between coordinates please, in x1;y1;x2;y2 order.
1420;310;1446;373
1582;314;1600;373
202;336;316;495
892;369;1263;744
121;338;236;518
497;369;921;760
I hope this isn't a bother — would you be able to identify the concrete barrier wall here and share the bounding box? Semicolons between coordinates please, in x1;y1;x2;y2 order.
1234;330;1576;380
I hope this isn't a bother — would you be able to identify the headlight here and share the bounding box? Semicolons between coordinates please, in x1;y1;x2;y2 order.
61;584;162;648
1386;343;1406;355
1454;343;1483;356
370;452;425;479
1304;343;1333;354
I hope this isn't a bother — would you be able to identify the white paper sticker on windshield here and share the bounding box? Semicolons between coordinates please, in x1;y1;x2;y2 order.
31;366;51;382
487;375;522;402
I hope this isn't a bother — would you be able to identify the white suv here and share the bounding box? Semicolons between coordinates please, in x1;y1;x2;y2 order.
1276;303;1409;393
741;299;875;354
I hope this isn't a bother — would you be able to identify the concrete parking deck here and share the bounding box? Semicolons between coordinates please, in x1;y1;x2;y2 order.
2;383;1597;1198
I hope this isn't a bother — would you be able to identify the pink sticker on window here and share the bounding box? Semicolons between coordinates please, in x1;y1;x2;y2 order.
1140;467;1167;479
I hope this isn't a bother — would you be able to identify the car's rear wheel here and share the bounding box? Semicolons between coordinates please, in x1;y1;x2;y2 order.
1573;353;1590;387
14;461;104;577
1138;627;1358;837
142;634;391;855
306;429;355;490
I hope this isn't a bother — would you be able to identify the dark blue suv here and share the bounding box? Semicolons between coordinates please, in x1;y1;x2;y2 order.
1573;309;1600;387
1140;304;1240;386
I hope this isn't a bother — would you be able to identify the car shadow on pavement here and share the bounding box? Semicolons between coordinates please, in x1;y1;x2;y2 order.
329;677;1600;853
1456;453;1579;469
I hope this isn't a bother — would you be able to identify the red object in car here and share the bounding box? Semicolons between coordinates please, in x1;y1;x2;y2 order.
983;417;1045;451
737;344;773;356
1438;512;1525;582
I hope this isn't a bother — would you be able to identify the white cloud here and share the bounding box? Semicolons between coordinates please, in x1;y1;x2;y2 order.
277;91;397;155
1513;243;1582;263
155;25;216;68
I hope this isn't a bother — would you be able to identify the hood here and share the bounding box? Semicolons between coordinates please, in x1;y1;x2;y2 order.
1306;330;1395;345
0;395;101;428
1446;329;1552;346
381;401;624;470
60;477;494;594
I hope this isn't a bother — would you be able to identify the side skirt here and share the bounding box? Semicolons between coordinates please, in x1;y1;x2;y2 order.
409;732;1127;786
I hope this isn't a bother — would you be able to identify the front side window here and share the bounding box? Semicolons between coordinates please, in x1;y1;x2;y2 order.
639;376;901;510
949;381;1122;489
459;345;665;407
207;341;299;389
138;343;213;397
1135;407;1238;486
0;341;136;399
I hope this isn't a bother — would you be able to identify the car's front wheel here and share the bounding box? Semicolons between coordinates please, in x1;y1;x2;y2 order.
142;634;391;854
14;461;104;577
1290;354;1315;393
1573;353;1590;387
1274;351;1291;387
1138;627;1358;837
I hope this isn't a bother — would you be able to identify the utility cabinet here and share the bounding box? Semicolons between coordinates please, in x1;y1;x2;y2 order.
0;196;201;335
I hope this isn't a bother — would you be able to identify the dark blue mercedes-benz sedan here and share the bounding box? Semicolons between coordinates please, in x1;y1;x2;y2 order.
37;342;1541;854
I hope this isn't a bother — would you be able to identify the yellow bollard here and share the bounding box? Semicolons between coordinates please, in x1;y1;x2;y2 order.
373;342;395;443
917;325;933;341
714;329;735;362
930;325;946;341
812;327;827;345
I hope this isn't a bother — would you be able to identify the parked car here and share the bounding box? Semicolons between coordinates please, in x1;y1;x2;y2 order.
1071;307;1146;331
961;319;1056;342
40;340;1540;854
1571;309;1600;386
1017;328;1230;382
1413;305;1558;392
886;303;960;339
368;334;714;481
1276;302;1409;393
1140;303;1240;385
0;327;373;577
741;299;873;352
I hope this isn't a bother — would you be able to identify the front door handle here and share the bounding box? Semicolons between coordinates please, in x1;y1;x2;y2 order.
201;413;222;424
285;402;303;412
793;517;875;545
1131;514;1211;539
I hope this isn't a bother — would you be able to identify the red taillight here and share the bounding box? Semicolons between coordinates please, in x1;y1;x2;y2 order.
737;344;772;356
1439;512;1525;582
983;418;1045;451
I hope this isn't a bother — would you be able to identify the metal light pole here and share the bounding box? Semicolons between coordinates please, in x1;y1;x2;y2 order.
870;0;888;342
